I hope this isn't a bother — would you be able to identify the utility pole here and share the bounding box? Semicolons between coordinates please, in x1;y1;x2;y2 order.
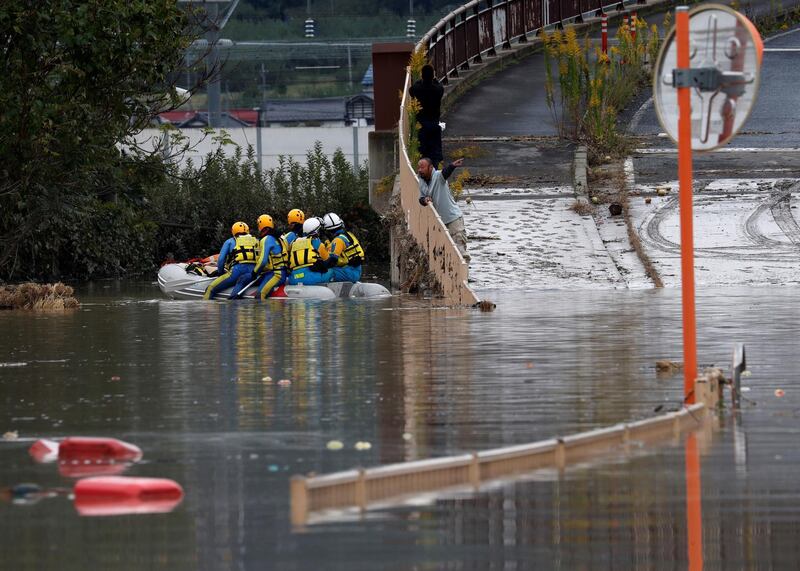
206;2;222;128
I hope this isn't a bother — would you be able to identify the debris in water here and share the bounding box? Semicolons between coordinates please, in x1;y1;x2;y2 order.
268;464;280;472
655;360;683;372
262;376;273;383
526;362;534;369
0;282;79;310
354;441;372;451
110;376;121;381
278;379;292;387
326;440;344;451
3;431;19;441
741;370;752;378
741;387;751;392
775;389;785;398
474;300;496;312
402;433;413;441
0;362;27;368
657;187;669;196
645;197;652;204
609;203;623;216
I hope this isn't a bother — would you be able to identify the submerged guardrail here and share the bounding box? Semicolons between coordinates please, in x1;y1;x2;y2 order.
290;373;722;526
398;0;650;304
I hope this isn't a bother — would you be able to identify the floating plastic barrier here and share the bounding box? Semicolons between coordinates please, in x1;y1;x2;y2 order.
73;476;184;516
57;437;142;462
28;439;60;463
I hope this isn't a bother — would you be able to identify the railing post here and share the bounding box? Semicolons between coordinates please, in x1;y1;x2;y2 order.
290;476;309;527
556;0;564;29
503;0;513;49
519;0;529;42
448;18;460;78
472;3;483;63
461;11;471;70
487;0;498;56
355;468;367;512
469;453;481;489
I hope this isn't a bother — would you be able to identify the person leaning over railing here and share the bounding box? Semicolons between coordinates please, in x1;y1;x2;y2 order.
417;157;470;264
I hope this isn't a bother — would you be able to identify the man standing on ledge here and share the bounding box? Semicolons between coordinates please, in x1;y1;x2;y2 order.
417;157;469;263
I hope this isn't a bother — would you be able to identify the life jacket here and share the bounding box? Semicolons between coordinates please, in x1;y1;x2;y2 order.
232;234;259;265
290;236;321;270
333;231;365;267
262;235;288;271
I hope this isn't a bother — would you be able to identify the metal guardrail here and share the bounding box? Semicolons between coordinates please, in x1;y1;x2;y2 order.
290;401;710;526
398;0;638;304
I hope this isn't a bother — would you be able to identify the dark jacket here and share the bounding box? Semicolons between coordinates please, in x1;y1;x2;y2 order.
409;78;444;123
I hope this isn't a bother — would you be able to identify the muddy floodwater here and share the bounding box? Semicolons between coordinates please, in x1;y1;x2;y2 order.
2;283;800;569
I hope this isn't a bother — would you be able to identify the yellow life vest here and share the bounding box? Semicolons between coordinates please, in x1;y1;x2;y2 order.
333;231;365;267
258;235;288;272
290;236;320;270
233;234;259;264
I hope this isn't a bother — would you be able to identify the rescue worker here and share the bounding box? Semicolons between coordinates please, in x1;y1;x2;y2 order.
203;221;259;300
322;212;365;283
253;214;288;299
283;209;305;247
288;217;333;285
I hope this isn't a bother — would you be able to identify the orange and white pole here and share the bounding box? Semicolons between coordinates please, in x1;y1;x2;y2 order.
676;5;698;403
631;11;638;42
601;14;608;54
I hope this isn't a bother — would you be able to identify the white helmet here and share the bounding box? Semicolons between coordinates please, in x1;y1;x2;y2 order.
302;217;322;236
322;212;344;232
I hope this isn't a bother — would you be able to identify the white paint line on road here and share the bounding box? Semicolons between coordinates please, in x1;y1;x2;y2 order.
624;156;636;189
634;147;800;154
629;97;653;133
764;26;800;43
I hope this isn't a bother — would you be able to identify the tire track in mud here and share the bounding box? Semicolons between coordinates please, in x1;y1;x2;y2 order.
769;182;800;245
640;180;800;261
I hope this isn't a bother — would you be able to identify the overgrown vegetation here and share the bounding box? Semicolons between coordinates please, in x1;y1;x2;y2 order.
542;18;662;163
0;2;385;282
151;143;387;271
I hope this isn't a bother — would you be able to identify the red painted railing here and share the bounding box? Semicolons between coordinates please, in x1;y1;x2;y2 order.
420;0;627;82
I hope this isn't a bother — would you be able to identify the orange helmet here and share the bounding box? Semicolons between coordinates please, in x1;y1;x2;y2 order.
231;221;249;236
287;209;305;225
257;214;274;233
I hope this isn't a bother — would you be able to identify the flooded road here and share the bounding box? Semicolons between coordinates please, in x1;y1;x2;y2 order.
2;283;800;569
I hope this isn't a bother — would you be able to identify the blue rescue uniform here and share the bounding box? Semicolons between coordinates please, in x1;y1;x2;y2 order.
203;234;259;299
327;229;364;283
254;234;288;299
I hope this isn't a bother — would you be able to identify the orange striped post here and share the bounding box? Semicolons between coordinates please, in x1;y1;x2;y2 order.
675;6;698;403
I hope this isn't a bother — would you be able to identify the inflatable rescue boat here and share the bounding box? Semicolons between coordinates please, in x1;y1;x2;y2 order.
157;263;391;300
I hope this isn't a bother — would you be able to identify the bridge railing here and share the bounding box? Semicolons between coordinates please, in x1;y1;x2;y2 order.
399;0;631;304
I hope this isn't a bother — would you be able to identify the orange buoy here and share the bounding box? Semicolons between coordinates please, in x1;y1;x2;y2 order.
29;439;60;463
58;437;142;462
73;476;184;516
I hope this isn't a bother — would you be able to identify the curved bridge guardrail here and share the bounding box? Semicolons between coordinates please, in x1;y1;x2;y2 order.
398;0;638;305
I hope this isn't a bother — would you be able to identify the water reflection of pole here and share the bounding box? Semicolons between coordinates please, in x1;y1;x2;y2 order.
685;432;703;570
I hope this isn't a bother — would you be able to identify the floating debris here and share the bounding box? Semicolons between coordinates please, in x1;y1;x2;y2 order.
0;283;79;311
645;197;652;204
775;389;785;398
277;379;292;387
354;441;372;451
2;431;19;441
741;370;752;378
655;360;683;372
262;376;273;383
326;440;344;451
0;362;27;368
402;433;413;441
474;300;496;312
110;376;121;382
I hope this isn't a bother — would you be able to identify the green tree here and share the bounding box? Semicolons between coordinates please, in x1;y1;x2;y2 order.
0;1;201;279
